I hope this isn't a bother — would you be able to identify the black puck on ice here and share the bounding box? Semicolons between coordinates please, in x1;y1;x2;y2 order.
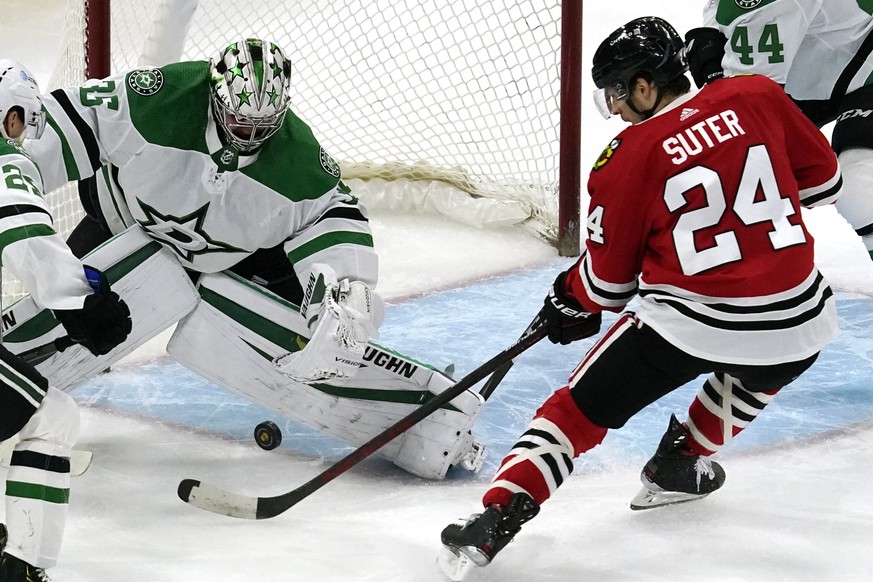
254;420;282;451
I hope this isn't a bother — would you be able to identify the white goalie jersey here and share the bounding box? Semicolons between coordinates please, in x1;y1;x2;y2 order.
27;61;377;290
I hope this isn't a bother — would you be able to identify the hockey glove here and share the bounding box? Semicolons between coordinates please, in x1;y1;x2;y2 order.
539;270;601;345
276;265;384;382
53;266;133;356
684;27;727;88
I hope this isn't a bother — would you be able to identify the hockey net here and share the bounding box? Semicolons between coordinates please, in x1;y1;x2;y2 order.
3;0;578;303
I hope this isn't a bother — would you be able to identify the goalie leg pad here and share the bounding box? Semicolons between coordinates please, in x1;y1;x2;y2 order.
167;271;484;479
2;226;200;391
328;358;486;479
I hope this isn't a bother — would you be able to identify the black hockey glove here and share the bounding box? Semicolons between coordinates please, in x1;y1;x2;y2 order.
684;27;727;89
53;266;133;357
539;270;602;345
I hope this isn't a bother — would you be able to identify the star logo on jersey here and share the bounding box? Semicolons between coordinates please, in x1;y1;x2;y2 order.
680;107;699;121
136;200;247;262
735;0;763;8
320;148;341;178
592;138;621;171
128;68;164;96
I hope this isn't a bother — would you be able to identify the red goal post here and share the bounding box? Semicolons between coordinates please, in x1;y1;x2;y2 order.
5;0;582;302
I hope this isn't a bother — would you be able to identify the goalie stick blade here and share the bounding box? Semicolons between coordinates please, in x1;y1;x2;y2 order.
436;545;478;582
177;479;260;520
629;486;712;511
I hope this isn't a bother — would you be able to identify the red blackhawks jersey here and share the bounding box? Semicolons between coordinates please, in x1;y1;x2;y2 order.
568;74;842;365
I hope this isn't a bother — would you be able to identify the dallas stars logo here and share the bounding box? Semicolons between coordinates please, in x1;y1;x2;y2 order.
137;200;247;262
128;68;164;96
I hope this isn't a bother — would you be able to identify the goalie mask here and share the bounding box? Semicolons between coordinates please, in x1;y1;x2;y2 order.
0;59;46;143
591;17;687;119
210;38;292;152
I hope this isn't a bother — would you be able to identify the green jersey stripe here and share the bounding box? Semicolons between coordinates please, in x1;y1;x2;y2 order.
0;360;44;404
286;231;374;264
0;223;55;262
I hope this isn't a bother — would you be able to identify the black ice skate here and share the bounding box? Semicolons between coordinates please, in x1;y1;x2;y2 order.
0;553;53;582
437;492;539;581
630;414;726;511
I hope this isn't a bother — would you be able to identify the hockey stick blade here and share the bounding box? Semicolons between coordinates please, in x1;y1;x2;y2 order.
178;324;548;520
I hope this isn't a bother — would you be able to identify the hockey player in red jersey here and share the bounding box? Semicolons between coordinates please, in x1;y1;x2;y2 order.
438;16;843;579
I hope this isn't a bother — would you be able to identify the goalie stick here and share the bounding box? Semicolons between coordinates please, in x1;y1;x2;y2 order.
16;336;75;367
177;323;548;520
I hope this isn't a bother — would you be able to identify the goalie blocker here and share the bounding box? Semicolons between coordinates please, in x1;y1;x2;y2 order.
167;271;486;480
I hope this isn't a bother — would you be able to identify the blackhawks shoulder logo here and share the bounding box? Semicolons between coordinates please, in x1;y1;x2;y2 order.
128;68;164;96
592;138;621;171
319;148;341;178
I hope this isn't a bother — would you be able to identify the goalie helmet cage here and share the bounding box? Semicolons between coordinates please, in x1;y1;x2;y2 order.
1;0;582;302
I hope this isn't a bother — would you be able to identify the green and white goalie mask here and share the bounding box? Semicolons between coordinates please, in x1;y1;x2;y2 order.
210;38;292;152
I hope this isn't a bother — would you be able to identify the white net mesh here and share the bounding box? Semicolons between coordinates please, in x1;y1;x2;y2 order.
3;0;564;303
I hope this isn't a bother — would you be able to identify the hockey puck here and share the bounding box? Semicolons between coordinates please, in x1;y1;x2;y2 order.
254;421;282;451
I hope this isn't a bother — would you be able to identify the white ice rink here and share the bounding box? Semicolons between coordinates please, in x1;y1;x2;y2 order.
3;1;873;581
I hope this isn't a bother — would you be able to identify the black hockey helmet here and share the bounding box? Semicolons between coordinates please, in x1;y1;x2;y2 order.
591;17;687;118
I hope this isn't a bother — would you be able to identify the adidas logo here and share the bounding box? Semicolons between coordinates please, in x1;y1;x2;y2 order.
680;107;699;121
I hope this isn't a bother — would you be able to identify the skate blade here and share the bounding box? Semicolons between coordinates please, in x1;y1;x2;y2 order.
629;486;710;511
437;545;484;581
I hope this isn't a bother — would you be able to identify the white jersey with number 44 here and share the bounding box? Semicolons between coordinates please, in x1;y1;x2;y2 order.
704;0;873;100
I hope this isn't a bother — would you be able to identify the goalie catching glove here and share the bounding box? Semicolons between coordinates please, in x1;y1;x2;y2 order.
275;264;384;382
539;269;601;345
53;265;133;356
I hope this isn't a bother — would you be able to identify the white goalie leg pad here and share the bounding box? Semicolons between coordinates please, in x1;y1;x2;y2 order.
276;264;384;382
1;226;200;391
167;271;483;479
5;388;78;568
328;358;486;479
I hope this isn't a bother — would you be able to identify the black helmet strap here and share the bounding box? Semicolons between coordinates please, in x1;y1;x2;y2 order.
625;79;663;120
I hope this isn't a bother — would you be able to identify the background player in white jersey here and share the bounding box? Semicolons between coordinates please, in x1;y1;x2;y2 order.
685;0;873;260
438;17;842;579
0;59;131;581
21;38;485;480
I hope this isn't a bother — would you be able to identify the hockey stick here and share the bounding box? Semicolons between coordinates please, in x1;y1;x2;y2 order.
177;323;548;520
478;314;543;400
16;336;75;367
